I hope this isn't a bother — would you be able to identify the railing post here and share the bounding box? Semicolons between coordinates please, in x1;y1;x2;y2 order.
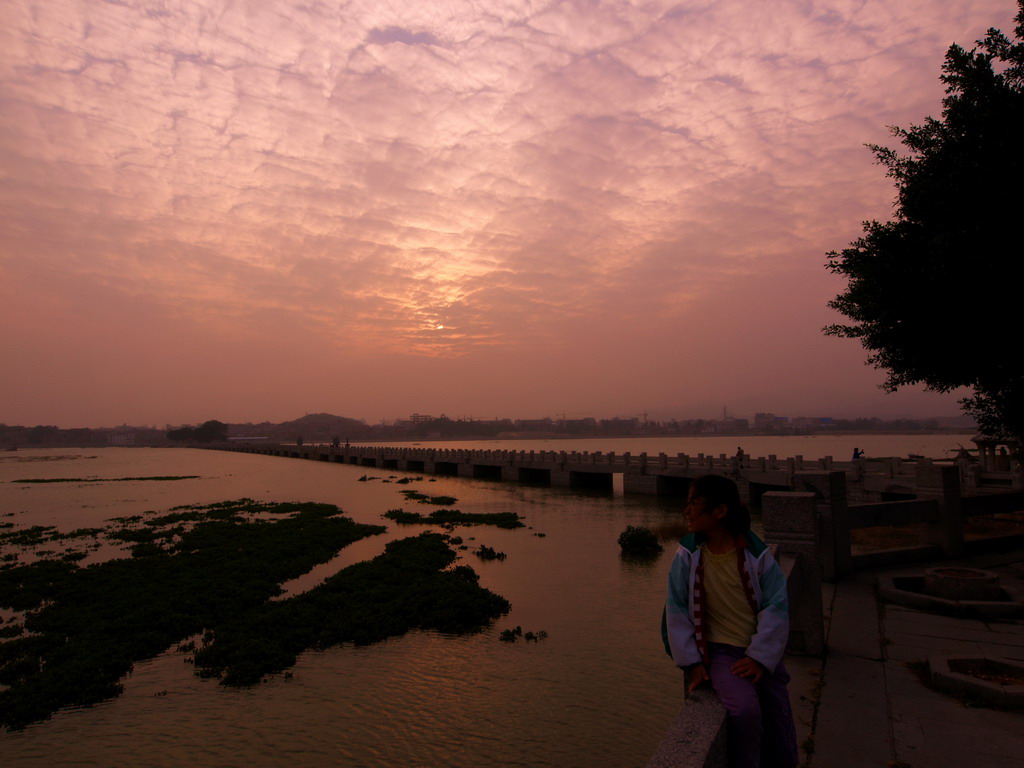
763;492;824;656
914;463;964;557
793;470;850;581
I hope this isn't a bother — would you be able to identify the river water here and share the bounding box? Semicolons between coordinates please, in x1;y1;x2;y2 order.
0;435;970;766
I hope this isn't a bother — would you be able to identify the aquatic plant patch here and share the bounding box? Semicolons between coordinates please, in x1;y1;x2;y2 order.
419;495;458;506
399;490;458;505
0;499;508;730
475;545;507;561
384;508;524;529
0;525;103;548
11;475;200;483
498;625;548;643
191;533;510;685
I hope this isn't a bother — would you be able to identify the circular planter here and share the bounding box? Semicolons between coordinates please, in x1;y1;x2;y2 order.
924;567;1001;601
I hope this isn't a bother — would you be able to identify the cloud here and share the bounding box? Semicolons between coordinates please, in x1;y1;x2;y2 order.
0;0;1014;424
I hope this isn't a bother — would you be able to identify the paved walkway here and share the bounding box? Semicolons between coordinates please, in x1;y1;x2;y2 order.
785;548;1024;768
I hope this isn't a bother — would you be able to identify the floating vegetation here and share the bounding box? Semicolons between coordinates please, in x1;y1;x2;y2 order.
498;626;548;643
191;533;509;686
475;545;507;561
1;455;97;463
12;476;200;484
397;489;459;506
0;525;58;547
383;508;524;529
419;495;458;506
617;526;664;556
533;532;547;538
0;500;508;730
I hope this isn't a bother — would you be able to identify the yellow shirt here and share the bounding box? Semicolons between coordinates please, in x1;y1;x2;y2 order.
701;545;757;648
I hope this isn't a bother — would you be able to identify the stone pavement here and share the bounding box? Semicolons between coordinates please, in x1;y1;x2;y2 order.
785;548;1024;768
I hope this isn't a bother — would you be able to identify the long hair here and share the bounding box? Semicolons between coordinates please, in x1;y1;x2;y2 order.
690;474;751;537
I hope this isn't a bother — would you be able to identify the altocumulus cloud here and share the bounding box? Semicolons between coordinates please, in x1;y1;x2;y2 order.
0;0;1012;423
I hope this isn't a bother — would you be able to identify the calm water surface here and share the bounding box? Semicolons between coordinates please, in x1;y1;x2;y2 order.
1;448;687;768
0;435;968;765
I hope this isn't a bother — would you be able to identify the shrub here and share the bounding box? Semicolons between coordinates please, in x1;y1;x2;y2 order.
617;526;663;556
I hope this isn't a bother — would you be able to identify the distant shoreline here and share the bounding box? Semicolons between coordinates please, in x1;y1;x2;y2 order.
349;428;974;444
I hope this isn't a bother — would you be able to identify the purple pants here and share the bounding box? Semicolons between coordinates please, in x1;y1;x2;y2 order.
706;643;799;768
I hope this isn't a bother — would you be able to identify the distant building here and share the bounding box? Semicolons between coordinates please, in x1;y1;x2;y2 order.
790;416;834;430
515;418;554;431
709;417;749;433
107;430;135;446
599;417;640;433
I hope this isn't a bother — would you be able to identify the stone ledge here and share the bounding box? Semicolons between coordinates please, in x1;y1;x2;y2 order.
646;687;727;768
878;574;1024;619
929;653;1024;708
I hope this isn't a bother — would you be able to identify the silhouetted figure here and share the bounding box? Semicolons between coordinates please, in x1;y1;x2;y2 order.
852;447;863;460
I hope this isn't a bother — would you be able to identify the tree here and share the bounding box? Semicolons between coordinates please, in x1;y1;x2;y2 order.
193;420;228;442
166;420;228;443
826;1;1024;443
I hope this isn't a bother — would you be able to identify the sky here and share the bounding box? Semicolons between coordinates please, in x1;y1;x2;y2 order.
0;0;1012;428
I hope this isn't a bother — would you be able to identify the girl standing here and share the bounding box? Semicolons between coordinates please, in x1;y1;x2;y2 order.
663;474;798;768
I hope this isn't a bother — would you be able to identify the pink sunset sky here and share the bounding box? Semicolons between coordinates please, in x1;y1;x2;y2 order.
0;0;1011;428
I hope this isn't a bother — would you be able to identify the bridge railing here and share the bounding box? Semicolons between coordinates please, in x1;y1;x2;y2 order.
228;441;939;475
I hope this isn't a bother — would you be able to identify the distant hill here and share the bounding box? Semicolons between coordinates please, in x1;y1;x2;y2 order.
229;413;370;442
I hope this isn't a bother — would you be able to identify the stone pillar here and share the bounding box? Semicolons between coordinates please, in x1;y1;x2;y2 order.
550;470;572;487
914;463;964;557
624;473;658;495
762;492;824;656
793;470;850;581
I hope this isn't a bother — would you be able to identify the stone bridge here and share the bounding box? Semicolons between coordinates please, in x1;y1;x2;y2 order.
216;442;1015;502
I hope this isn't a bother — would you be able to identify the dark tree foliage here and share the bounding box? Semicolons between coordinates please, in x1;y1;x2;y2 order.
826;1;1024;442
166;420;228;443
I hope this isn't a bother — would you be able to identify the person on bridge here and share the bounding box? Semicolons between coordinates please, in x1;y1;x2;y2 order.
662;474;798;768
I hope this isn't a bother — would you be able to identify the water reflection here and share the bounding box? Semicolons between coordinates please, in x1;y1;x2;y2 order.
0;448;684;767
